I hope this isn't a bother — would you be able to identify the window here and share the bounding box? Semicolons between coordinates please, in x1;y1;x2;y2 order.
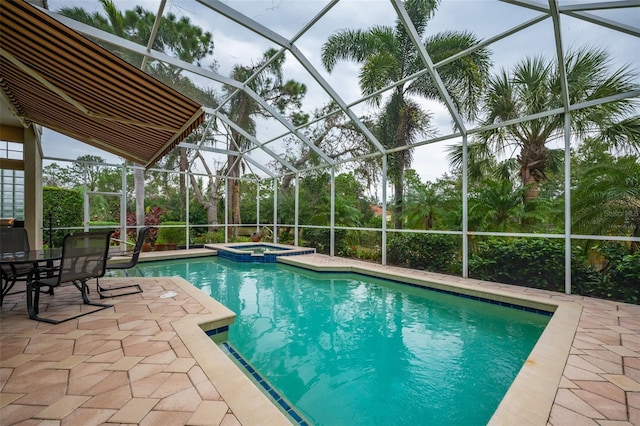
0;141;25;219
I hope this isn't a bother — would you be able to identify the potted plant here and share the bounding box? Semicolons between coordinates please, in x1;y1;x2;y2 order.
153;238;168;251
156;222;186;250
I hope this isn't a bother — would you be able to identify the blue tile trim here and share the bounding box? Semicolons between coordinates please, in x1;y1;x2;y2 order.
217;248;315;263
311;270;554;317
204;325;229;336
398;279;553;316
222;342;308;425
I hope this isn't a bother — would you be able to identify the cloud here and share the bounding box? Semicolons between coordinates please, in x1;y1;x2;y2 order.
42;0;640;185
41;129;122;166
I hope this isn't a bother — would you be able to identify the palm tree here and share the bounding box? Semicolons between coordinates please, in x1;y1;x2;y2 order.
572;146;640;241
470;179;521;232
450;47;639;204
402;169;440;229
321;0;491;228
223;49;306;239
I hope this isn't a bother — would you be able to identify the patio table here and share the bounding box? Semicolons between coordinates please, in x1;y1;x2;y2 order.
1;248;62;303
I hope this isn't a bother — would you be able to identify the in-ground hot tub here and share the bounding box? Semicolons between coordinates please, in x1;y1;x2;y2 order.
206;242;315;263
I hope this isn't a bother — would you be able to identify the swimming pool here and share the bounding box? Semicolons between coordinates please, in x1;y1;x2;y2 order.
135;257;549;425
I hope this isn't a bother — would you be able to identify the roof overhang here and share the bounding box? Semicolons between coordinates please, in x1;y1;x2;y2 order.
0;0;206;168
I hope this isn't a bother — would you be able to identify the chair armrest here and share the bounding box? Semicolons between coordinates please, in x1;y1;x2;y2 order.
33;264;60;279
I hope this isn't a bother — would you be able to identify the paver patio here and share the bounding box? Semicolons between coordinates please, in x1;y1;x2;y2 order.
1;252;638;425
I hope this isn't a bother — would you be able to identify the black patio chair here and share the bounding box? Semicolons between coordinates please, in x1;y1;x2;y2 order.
26;230;114;324
1;227;33;305
97;226;153;298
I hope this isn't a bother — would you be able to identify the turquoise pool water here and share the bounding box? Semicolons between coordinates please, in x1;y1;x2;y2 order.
136;257;549;425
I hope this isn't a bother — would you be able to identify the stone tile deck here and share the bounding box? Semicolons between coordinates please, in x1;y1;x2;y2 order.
1;251;639;425
0;273;288;426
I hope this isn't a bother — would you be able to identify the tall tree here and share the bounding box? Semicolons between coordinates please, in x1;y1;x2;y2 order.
223;48;307;239
43;163;74;188
277;102;379;193
58;1;214;71
58;0;216;227
68;155;110;192
188;152;225;230
449;47;640;204
321;0;491;228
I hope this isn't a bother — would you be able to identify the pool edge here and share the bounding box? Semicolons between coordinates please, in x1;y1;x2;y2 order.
278;254;580;426
169;276;292;426
206;242;315;263
489;300;581;425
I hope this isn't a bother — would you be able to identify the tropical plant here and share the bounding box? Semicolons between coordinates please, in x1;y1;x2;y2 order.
321;0;491;228
467;178;526;232
468;176;557;233
403;169;441;229
307;174;365;241
449;47;640;204
572;148;640;241
126;206;165;244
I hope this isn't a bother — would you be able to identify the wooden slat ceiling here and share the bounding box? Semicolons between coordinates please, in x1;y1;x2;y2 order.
0;0;205;168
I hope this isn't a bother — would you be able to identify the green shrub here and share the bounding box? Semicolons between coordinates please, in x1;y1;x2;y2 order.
192;230;225;244
277;228;295;245
469;238;565;291
468;238;603;293
581;243;640;304
89;221;118;228
608;252;640;303
354;246;381;262
156;222;187;244
359;229;381;250
302;228;327;254
302;228;349;255
387;233;461;274
468;238;638;304
43;187;83;247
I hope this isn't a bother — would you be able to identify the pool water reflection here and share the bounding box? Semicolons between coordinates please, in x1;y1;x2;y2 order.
136;257;549;426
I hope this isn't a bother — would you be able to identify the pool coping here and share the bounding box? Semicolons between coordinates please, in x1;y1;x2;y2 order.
206;242;312;253
169;276;292;425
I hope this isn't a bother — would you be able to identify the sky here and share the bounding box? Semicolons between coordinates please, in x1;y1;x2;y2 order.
42;0;640;191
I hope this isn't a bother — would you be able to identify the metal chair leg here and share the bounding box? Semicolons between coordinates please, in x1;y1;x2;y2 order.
96;278;143;299
27;280;113;324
